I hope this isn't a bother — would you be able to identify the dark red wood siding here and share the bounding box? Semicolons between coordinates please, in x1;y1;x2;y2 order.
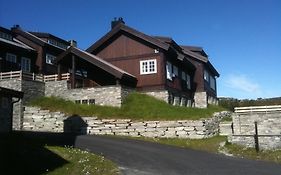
96;34;155;59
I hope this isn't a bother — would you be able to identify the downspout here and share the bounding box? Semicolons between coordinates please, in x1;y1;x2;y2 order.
11;97;22;131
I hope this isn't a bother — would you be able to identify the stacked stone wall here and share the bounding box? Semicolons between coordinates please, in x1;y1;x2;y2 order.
0;79;45;130
45;80;131;107
23;106;230;139
227;110;281;150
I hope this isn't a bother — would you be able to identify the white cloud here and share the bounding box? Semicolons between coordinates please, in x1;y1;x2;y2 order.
224;74;261;96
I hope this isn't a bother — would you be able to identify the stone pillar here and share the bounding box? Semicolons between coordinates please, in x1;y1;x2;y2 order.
181;97;187;107
194;92;207;108
173;96;180;106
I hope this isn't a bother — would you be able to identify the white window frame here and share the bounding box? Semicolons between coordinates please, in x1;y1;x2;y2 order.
21;57;31;72
5;53;17;63
140;59;157;75
46;53;56;65
166;61;172;80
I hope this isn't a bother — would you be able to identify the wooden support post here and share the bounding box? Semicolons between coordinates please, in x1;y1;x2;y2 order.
71;55;76;89
254;121;259;152
57;64;61;81
116;79;120;85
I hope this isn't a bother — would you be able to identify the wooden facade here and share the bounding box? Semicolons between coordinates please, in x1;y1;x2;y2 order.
56;46;137;88
87;23;199;99
0;26;37;73
11;25;70;75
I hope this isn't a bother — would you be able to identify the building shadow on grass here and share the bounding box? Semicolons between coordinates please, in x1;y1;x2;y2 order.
0;115;88;175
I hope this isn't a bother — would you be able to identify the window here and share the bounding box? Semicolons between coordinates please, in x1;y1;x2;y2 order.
173;65;178;77
166;61;172;80
46;53;56;65
47;39;67;49
140;59;157;75
0;31;13;41
210;76;216;90
6;53;17;63
204;70;209;82
181;71;186;81
186;74;191;89
21;57;31;72
75;99;95;105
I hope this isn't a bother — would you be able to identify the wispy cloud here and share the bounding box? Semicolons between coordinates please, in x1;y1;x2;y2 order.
224;74;261;98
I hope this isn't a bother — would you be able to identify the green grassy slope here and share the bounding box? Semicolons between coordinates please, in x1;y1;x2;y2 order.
30;93;226;120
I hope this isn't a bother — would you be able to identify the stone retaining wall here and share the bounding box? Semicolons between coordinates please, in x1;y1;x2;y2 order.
228;110;281;150
219;121;233;136
228;135;281;150
0;79;45;130
23;106;230;139
45;80;133;107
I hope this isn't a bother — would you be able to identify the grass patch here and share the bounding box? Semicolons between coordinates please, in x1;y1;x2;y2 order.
117;135;227;153
221;117;233;122
225;142;281;164
46;146;119;175
0;133;119;175
30;93;226;120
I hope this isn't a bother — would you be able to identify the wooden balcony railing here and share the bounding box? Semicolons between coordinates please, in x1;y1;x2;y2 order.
0;70;44;81
0;71;70;82
43;73;70;82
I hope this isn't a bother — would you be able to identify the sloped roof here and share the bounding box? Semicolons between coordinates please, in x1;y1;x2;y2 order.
30;32;70;45
180;45;219;77
56;46;136;81
86;23;170;53
0;37;35;51
180;45;209;63
12;28;67;51
0;86;23;98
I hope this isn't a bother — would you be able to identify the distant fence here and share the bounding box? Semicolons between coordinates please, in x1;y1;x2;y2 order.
230;105;281;150
0;71;70;82
235;105;281;114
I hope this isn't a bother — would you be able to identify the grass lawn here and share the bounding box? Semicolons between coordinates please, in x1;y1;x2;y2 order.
0;133;119;175
30;93;226;121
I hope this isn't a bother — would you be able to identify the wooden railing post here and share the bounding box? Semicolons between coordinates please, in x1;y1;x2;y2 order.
254;121;259;152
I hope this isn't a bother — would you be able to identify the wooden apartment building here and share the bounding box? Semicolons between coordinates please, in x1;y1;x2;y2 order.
0;19;219;108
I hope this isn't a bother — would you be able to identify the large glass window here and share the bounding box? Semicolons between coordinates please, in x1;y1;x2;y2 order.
0;31;13;41
186;74;191;89
140;59;157;75
166;61;172;80
5;53;17;63
210;76;216;90
21;57;31;72
204;70;209;82
173;65;178;77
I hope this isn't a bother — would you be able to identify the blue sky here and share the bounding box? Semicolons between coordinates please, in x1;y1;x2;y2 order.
1;0;280;99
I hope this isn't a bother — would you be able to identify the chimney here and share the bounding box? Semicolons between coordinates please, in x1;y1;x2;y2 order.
11;24;21;31
69;40;77;47
111;17;125;29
